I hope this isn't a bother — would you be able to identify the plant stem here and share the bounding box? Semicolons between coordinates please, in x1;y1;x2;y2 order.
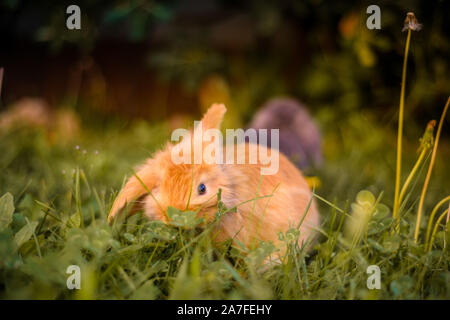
424;195;450;250
398;147;427;206
393;29;412;229
415;97;450;243
427;209;449;252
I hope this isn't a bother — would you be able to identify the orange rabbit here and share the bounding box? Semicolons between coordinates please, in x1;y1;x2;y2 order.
108;104;320;255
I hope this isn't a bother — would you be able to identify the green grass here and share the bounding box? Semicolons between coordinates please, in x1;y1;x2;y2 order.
0;107;448;300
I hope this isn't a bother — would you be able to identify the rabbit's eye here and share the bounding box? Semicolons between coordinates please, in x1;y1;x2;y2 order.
197;183;206;195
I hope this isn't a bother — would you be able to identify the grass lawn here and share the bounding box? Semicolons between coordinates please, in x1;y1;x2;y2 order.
0;101;449;299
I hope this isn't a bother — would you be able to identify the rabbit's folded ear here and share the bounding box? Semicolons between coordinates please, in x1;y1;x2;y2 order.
108;162;157;223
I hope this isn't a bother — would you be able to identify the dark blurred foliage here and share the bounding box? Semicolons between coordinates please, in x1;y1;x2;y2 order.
0;0;449;130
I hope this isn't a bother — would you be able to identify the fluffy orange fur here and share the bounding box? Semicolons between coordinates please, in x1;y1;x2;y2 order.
108;104;320;254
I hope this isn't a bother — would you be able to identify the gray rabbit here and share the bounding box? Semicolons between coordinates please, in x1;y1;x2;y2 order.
249;97;323;170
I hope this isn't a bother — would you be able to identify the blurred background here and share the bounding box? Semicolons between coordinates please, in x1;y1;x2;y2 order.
0;0;449;207
1;0;449;121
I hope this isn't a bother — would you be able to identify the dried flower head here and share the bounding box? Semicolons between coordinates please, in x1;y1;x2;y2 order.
402;12;422;32
418;120;436;153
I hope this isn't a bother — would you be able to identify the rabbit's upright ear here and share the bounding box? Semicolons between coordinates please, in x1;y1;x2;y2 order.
191;104;226;154
198;103;227;131
108;161;157;223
